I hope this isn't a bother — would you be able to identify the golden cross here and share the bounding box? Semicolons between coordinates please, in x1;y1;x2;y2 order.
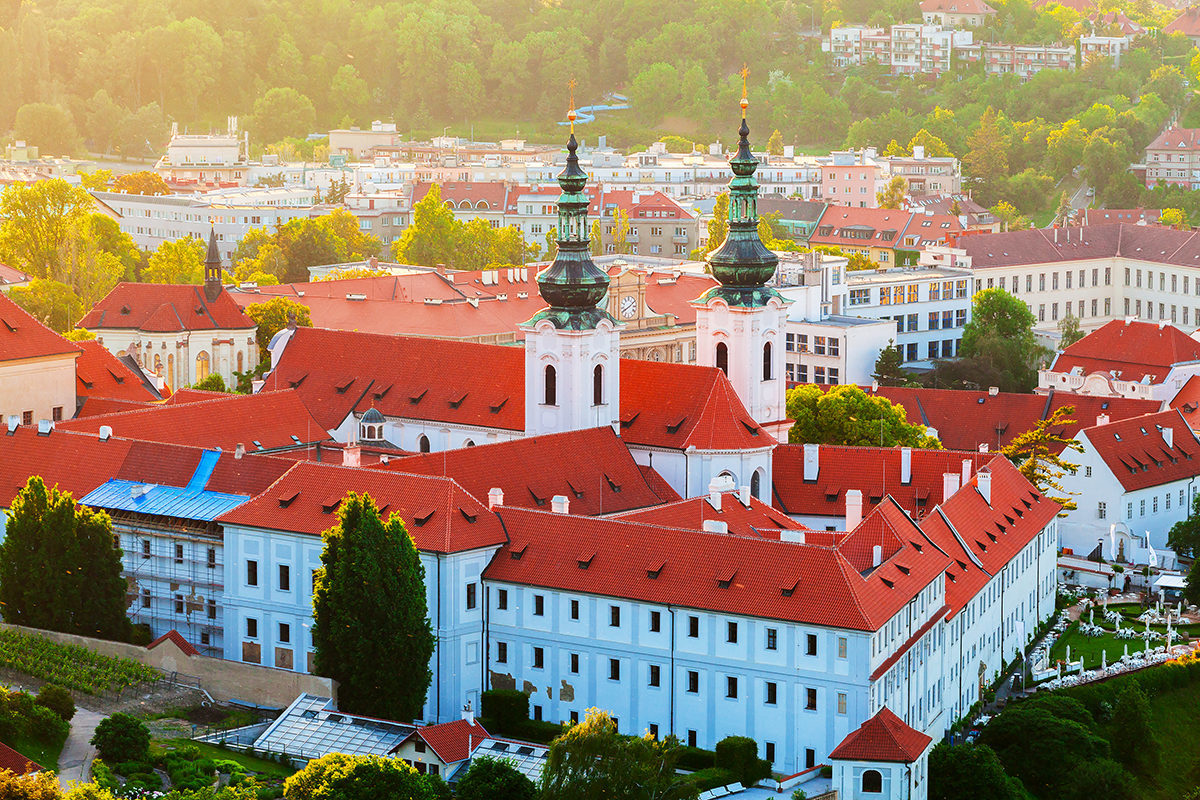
740;64;749;101
568;78;578;132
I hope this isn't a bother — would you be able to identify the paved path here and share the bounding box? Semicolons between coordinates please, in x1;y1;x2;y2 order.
57;709;104;789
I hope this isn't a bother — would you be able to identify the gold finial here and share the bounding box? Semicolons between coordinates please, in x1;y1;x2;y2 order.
740;64;750;114
568;78;578;132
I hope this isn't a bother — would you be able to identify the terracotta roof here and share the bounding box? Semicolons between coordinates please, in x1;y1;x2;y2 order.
611;491;806;537
952;223;1200;269
1169;375;1200;426
414;182;508;213
829;708;932;763
79;283;254;332
866;386;1159;453
1166;7;1200;38
218;462;508;554
0;741;41;775
1052;319;1200;384
58;390;332;452
1080;208;1159;226
484;501;948;631
1033;0;1093;9
147;629;199;656
810;207;914;251
772;444;991;521
0;291;79;362
264;327;767;452
637;465;680;502
403;718;489;764
75;396;156;418
380;427;673;515
1082;409;1200;491
0;264;30;285
75;341;161;403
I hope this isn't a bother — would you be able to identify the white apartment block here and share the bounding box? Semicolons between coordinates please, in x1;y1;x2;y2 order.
825;24;973;76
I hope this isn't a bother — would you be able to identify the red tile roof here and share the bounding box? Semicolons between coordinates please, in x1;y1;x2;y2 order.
75;341;161;403
1052;319;1200;384
59;390;331;452
810;207;914;251
1082;409;1200;491
637;465;679;503
0;291;78;362
380;427;672;515
484;501;948;631
866;386;1159;453
75;396;156;418
79;283;254;332
829;708;932;763
1080;208;1159;226
1166;8;1200;39
404;718;490;764
218;462;508;554
611;491;805;537
772;444;991;521
414;182;508;213
147;629;200;657
0;264;30;286
0;427;133;507
264;327;767;452
0;741;41;775
954;223;1198;268
1169;375;1200;427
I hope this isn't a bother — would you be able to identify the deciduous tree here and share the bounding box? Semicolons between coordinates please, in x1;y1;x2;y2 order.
312;493;435;721
957;288;1050;392
0;180;94;279
245;297;312;354
766;129;784;156
455;756;538;800
877;175;906;209
112;171;170;196
144;236;205;284
7;278;84;333
14;102;80;156
929;743;1024;800
963;107;1009;199
90;713;149;762
1058;314;1083;349
392;184;459;267
1001;405;1083;511
284;753;446;800
786;385;940;448
250;87;316;147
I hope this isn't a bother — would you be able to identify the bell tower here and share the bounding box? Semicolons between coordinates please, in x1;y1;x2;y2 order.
204;227;223;302
691;69;791;441
521;85;621;437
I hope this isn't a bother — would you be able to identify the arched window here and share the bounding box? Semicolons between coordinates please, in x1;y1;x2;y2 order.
715;342;728;376
237;351;244;374
544;365;557;406
862;769;883;794
464;439;476;447
593;364;604;405
418;434;431;453
762;342;773;381
195;351;210;382
751;469;763;499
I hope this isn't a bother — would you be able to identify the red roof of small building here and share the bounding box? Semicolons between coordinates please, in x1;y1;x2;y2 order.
1051;319;1200;384
414;182;509;213
381;427;676;515
772;444;991;520
484;501;948;631
1080;208;1159;226
402;718;490;764
1169;375;1200;428
1166;7;1200;38
59;390;332;452
611;491;804;536
0;264;30;286
1081;409;1200;491
0;741;41;775
218;462;508;554
810;207;914;251
75;341;161;403
829;708;932;763
79;283;254;332
1032;0;1094;10
147;629;200;657
0;291;79;362
866;385;1159;453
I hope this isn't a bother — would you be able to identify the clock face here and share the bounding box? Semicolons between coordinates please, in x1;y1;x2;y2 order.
621;295;637;319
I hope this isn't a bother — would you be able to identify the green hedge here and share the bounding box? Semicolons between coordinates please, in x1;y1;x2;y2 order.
677;745;717;771
715;736;771;786
1057;651;1200;718
676;767;736;792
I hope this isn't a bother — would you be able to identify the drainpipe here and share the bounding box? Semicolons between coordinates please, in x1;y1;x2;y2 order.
668;606;677;739
483;583;490;699
437;553;444;723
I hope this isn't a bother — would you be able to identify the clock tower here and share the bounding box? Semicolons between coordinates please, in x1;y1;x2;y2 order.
521;96;622;437
691;77;791;441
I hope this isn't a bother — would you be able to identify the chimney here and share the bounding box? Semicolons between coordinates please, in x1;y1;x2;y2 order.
977;466;992;506
845;489;863;532
343;442;361;468
551;495;570;514
4;415;16;434
803;443;820;481
702;519;729;534
943;472;961;499
36;419;52;436
961;459;972;485
1164;427;1174;449
463;700;474;726
900;447;912;484
979;443;989;453
738;485;751;507
872;544;883;568
988;386;999;397
708;482;722;512
488;487;504;509
99;425;112;442
235;442;245;460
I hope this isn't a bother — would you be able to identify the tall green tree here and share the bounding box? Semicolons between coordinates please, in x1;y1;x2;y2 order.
0;477;130;641
963;107;1009;202
704;193;730;258
7;278;84;333
929;743;1025;800
14;102;80;156
540;709;697;800
1001;405;1083;511
1109;683;1158;775
1058;314;1084;349
392;184;459;267
766;129;784;155
872;340;916;387
786;385;941;448
1168;494;1200;559
876;175;907;209
0;180;94;279
144;236;205;284
245;298;312;357
957;288;1050;393
250;87;316;147
978;706;1109;800
312;493;434;721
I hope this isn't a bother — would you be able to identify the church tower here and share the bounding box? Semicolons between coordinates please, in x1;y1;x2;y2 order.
521;94;621;437
692;75;791;442
204;227;223;303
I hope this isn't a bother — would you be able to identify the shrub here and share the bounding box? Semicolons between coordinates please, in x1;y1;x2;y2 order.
35;684;75;721
677;745;716;772
677;767;736;792
715;736;772;786
480;689;529;732
129;623;154;646
91;758;119;791
27;704;69;745
90;712;150;762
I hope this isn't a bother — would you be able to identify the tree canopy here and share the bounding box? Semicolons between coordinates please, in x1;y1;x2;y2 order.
283;753;448;800
929;742;1025;800
937;288;1050;393
455;756;538;800
1001;405;1083;511
392;184;529;269
786;384;940;448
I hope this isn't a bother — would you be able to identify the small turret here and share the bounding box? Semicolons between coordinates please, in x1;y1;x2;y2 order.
204;227;223;302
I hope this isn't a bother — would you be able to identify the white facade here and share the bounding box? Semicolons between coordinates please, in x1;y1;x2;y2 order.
96;328;256;393
832;752;931;800
522;318;622;437
844;267;973;368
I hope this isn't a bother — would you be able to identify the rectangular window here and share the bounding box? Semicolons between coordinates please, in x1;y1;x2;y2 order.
534;595;545;616
466;582;476;610
609;658;620;681
140;588;150;609
1140;499;1146;517
570;653;579;674
907;313;918;332
806;634;817;656
570;599;579;620
174;594;184;614
838;637;848;658
279;565;291;592
207;547;216;569
142;539;151;557
533;647;544;669
929;312;939;331
766;628;778;650
688;616;699;638
837;692;848;714
726;676;738;699
497;642;508;663
498;589;508;610
246;560;258;587
650;610;661;632
688;731;697;748
806;688;817;710
278;623;290;644
246;618;258;638
687;671;699;693
766;742;776;763
726;621;738;643
649;664;660;687
207;598;216;619
610;605;621;627
174;543;184;564
766;681;778;705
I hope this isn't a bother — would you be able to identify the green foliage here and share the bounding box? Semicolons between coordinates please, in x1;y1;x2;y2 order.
245;298;313;354
713;736;770;787
191;373;232;393
1001;405;1083;511
1057;314;1083;349
145;236;206;284
0;628;157;693
679;768;737;793
312;493;434;721
232;211;380;285
16;103;80;156
929;742;1025;800
703;193;730;259
876;175;906;209
91;713;150;763
251;88;317;148
113;171;170;196
766;130;784;156
284;753;438;800
978;705;1110;798
1061;759;1138;800
0;180;95;280
392;184;530;269
8;278;85;333
937;288;1049;393
0;769;62;799
455;756;537;800
62;328;97;342
1109;683;1158;775
872;340;916;387
35;684;76;722
481;690;530;732
540;709;698;800
0;476;132;641
786;385;940;448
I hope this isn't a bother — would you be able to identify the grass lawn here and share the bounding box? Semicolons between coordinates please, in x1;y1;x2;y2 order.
1030;209;1055;228
6;729;67;772
1140;681;1200;799
1048;623;1154;670
156;738;295;779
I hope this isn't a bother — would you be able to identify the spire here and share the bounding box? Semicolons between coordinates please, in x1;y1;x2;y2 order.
203;227;222;302
527;82;613;330
701;67;780;308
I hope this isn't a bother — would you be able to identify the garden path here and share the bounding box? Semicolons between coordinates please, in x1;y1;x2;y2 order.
57;709;103;789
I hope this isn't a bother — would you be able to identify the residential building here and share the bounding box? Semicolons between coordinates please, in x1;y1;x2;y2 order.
821;151;888;209
825;24;974;77
155;121;251;192
0;291;78;426
843;266;973;368
1080;208;1160;226
1144;125;1200;190
1165;6;1200;47
919;0;997;28
328;121;402;159
829;709;932;800
1080;34;1132;66
758;198;828;240
879;149;962;199
956;42;1076;79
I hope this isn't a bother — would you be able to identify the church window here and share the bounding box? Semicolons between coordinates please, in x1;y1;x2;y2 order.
418;434;430;453
593;364;604;405
716;343;728;376
862;770;883;793
195;351;210;382
762;342;772;381
751;469;763;500
544;365;557;406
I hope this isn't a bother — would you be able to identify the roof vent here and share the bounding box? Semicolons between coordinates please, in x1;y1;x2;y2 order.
551;495;570;514
99;425;112;442
5;415;17;434
988;386;999;396
488;487;504;510
36;419;52;436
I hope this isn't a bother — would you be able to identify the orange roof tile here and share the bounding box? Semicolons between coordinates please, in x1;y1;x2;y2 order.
147;629;199;656
0;291;78;362
403;718;490;764
75;341;161;403
611;492;805;536
1052;319;1200;384
0;741;41;775
1082;409;1200;491
829;708;932;763
79;283;254;333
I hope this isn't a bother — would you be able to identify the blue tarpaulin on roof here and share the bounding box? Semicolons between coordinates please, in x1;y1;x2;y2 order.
80;449;248;521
